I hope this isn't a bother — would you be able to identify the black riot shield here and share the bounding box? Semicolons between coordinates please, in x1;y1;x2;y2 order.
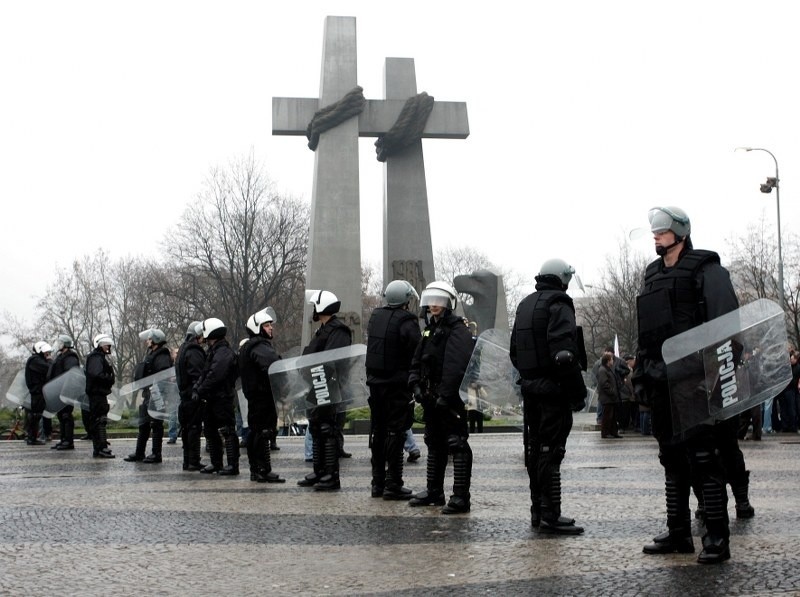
459;328;523;418
5;369;31;409
662;298;791;439
268;344;369;417
118;367;179;422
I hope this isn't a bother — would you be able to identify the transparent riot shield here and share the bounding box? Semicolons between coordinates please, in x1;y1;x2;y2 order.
663;299;791;439
58;367;125;421
268;344;369;417
43;374;69;413
459;328;523;419
5;369;31;408
118;367;179;422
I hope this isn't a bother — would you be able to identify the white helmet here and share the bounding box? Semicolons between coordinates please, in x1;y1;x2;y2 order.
537;258;576;287
202;317;227;340
139;328;166;344
246;307;276;335
383;280;419;307
306;289;341;315
34;341;53;354
55;334;74;350
93;333;114;349
186;321;203;337
420;281;458;310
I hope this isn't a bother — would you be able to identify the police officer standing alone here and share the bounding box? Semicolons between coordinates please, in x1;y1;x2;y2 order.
47;335;81;450
408;281;475;514
510;259;587;535
85;334;116;458
298;290;352;491
195;318;240;476
632;206;737;564
366;280;421;500
176;322;206;471
239;307;285;484
125;329;173;464
24;341;52;445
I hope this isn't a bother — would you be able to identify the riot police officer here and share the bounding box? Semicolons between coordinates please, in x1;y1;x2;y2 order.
408;281;474;514
125;329;173;464
195;318;240;476
85;334;115;458
632;206;737;564
24;341;52;445
47;335;80;450
176;321;206;471
510;259;587;535
298;290;352;491
239;307;285;484
366;280;421;500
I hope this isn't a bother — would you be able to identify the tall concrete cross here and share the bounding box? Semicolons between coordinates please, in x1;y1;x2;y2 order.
273;16;469;344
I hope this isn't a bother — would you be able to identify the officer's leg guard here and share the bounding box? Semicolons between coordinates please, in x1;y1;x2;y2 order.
643;470;694;553
442;436;472;514
26;411;43;444
694;449;730;564
316;424;341;491
217;426;240;476
246;427;261;478
370;425;388;496
537;445;583;535
383;430;412;500
60;412;75;448
93;417;115;458
254;429;284;483
298;432;323;487
143;420;163;463
125;415;151;461
200;426;224;473
409;436;447;507
730;469;755;519
184;426;203;470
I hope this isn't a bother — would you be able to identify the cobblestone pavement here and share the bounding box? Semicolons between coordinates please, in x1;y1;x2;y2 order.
1;419;799;596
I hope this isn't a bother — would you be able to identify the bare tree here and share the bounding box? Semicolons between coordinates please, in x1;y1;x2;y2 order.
170;153;309;350
577;239;647;362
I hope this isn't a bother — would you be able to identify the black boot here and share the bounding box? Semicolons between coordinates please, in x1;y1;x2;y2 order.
200;431;223;473
409;448;446;507
383;430;412;500
183;427;203;470
298;435;323;486
124;429;150;462
370;425;387;497
218;427;240;476
144;421;163;463
93;421;115;458
697;477;730;564
643;474;693;553
56;416;75;450
254;430;285;483
26;413;45;445
538;446;583;535
316;436;341;490
442;446;472;514
731;470;755;519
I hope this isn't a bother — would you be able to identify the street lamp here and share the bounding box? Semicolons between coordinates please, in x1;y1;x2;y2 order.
736;146;785;311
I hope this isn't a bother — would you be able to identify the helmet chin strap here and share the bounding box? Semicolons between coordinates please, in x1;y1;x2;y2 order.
655;236;683;256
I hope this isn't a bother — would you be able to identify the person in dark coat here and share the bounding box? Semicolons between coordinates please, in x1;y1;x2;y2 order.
24;341;52;445
597;352;621;438
47;335;81;450
176;321;206;471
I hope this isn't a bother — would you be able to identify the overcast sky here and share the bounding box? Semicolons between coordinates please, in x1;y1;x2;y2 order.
2;1;799;323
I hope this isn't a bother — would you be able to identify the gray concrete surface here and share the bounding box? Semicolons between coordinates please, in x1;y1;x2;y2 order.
1;413;799;596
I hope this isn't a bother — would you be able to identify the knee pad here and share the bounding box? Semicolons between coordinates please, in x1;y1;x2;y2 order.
318;423;335;438
540;445;566;466
218;426;236;438
447;434;470;452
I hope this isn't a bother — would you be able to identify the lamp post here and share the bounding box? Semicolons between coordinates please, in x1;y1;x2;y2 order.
736;147;785;311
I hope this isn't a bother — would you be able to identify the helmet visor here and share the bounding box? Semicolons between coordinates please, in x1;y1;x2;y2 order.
648;208;674;233
420;289;452;308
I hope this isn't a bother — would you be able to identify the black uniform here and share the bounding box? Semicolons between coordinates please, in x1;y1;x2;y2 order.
298;315;352;490
24;352;51;444
194;338;239;474
408;311;474;512
239;334;284;482
510;278;587;533
47;348;80;449
366;305;421;498
633;248;739;562
84;346;116;457
175;334;206;470
127;344;173;462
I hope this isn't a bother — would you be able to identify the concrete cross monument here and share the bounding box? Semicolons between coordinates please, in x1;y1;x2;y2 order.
273;16;469;345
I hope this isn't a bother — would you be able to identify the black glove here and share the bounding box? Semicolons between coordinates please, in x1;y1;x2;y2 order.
411;384;424;404
191;392;200;402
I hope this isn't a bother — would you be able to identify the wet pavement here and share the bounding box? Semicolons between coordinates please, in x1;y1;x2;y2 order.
1;414;799;596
